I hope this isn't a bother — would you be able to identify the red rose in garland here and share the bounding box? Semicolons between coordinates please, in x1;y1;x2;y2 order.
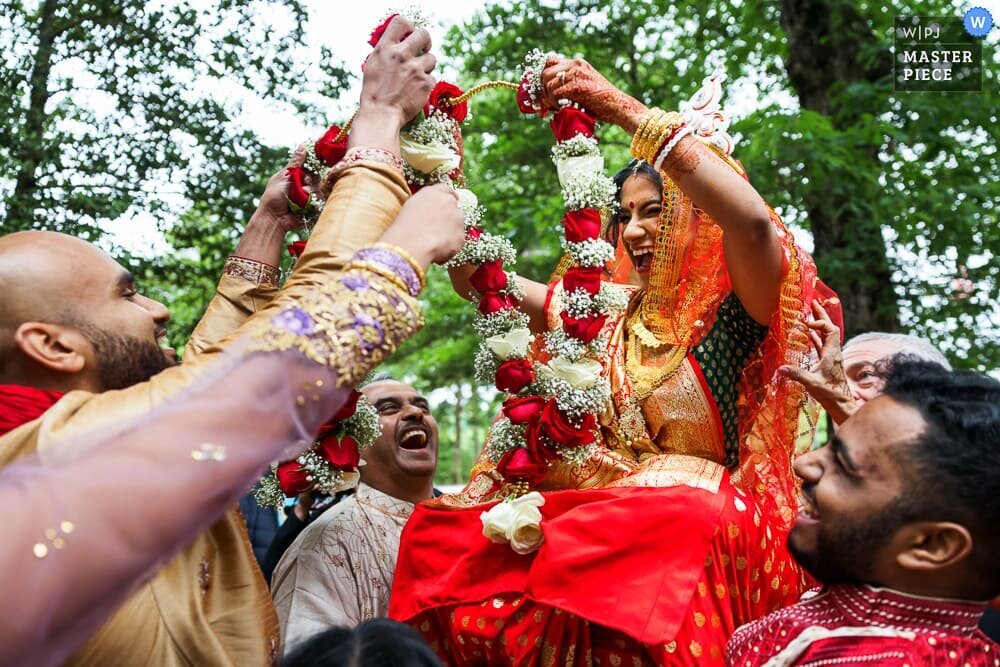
276;461;312;496
495;359;534;394
562;209;602;242
560;312;607;344
502;395;545;425
332;390;362;422
479;292;519;316
286;166;311;209
288;241;306;258
469;259;508;293
562;266;602;295
368;13;398;46
314;125;348;166
496;447;548;485
539;400;598;448
425;81;468;123
319;434;361;469
550;106;596;141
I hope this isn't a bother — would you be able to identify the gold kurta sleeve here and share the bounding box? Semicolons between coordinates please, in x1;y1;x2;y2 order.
0;159;410;666
184;273;280;359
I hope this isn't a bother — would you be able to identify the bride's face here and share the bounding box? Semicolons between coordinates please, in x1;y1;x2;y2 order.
615;175;662;289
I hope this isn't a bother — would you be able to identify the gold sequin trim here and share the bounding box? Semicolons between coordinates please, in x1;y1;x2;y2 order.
224;255;281;287
247;266;422;389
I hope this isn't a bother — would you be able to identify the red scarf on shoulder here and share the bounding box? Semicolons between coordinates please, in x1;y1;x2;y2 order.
0;385;63;436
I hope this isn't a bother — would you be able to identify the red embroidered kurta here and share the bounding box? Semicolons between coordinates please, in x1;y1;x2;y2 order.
726;584;1000;666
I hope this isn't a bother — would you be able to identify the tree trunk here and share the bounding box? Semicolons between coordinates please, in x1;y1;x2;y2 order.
451;384;464;483
779;0;900;337
7;0;58;229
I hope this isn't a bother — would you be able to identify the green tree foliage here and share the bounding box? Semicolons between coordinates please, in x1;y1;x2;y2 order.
0;0;347;235
406;0;997;376
0;0;349;348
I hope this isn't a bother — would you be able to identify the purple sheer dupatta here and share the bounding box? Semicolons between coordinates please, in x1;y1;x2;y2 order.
0;258;423;666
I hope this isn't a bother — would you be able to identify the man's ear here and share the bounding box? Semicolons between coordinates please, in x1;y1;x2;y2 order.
895;521;973;572
13;322;89;375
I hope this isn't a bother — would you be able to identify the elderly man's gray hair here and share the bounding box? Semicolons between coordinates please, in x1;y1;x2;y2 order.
843;332;951;370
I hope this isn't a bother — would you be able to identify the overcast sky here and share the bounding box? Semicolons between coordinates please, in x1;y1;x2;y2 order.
106;1;483;254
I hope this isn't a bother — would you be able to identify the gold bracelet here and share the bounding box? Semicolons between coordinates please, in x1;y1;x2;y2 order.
224;256;281;287
637;110;670;161
645;111;684;163
345;259;412;297
370;242;427;292
630;108;663;160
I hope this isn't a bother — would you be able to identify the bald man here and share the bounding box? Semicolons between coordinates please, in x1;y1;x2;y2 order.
0;16;436;666
0;148;318;400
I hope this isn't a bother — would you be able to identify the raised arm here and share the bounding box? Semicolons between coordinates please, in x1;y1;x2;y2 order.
0;183;467;667
23;15;439;451
448;265;549;334
541;58;782;325
185;155;307;358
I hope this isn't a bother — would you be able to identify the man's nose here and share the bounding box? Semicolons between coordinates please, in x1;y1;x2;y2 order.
401;402;424;420
139;293;171;324
792;448;823;482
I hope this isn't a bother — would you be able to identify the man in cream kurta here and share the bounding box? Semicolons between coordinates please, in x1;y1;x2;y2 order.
0;19;436;666
272;378;439;654
272;483;415;645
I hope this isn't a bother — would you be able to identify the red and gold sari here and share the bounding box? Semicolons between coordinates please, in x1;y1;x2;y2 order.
391;170;841;665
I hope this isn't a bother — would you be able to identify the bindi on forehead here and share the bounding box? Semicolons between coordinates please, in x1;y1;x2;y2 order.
628;201;635;209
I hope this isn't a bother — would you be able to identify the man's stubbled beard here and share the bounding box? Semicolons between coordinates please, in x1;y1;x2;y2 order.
78;323;172;391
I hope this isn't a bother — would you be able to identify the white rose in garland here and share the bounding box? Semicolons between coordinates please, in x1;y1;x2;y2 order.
480;491;545;555
400;132;461;176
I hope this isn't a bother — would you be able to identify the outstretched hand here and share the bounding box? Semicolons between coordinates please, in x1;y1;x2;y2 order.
540;56;647;132
780;301;859;426
378;185;465;269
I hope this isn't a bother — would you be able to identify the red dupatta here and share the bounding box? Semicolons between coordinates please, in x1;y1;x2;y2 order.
0;385;63;436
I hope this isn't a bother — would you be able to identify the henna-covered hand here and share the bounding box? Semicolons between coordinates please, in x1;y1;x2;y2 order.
540;57;647;132
780;301;859;425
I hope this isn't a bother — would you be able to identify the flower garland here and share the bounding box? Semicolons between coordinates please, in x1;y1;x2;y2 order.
253;390;381;509
284;8;435;232
285;124;349;229
468;52;627;496
257;11;467;504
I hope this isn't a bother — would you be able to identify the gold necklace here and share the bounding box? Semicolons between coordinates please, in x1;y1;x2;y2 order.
624;297;688;402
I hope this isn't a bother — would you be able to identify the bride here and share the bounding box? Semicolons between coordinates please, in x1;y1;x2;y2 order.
391;56;841;665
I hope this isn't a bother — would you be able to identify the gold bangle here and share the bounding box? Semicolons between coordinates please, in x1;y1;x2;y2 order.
370;242;427;292
345;260;412;297
637;111;668;161
630;108;662;160
645;111;684;163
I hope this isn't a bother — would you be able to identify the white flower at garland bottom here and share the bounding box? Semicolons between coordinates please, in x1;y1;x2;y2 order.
481;491;546;555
